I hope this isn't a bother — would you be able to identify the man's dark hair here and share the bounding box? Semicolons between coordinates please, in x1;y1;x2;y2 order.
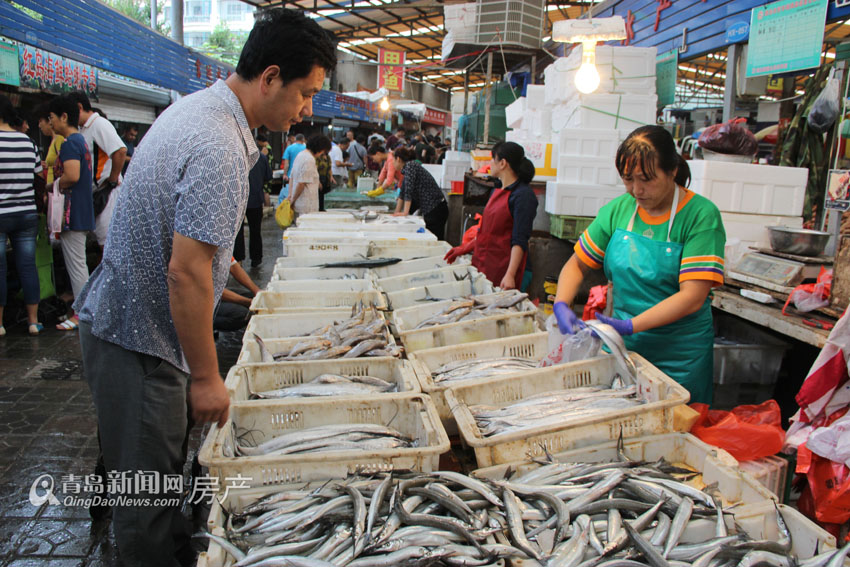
307;134;332;154
0;95;15;125
35;103;51;122
356;134;366;145
67;91;93;112
48;94;80;127
236;8;336;84
338;138;350;146
295;133;306;142
125;124;139;133
256;133;268;143
9;112;24;130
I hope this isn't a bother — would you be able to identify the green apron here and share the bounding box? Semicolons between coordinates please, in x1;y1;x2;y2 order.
602;189;714;404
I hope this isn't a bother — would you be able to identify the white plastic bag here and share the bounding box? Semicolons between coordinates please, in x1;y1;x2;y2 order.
539;314;602;367
792;283;830;312
47;179;64;236
809;70;840;134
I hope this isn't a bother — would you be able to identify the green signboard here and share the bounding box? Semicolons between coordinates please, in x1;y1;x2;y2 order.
656;49;678;108
746;0;828;78
0;39;19;87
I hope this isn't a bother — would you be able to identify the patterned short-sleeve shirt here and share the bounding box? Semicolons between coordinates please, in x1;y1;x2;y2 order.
75;80;258;372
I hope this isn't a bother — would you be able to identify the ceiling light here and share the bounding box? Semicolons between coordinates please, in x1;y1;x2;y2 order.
552;17;626;94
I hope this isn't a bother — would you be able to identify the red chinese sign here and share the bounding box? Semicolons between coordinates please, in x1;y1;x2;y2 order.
377;48;405;92
423;108;449;126
18;44;97;96
192;57;230;88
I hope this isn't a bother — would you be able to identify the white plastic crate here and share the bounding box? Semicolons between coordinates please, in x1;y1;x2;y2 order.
721;212;803;251
243;310;374;342
557;127;622;159
399;310;541;353
295;211;357;224
288;222;425;233
376;265;481;293
472;432;776;507
356;176;375;191
558;93;657;131
265;278;375;293
238;330;397;363
409;332;549;430
444;352;690;467
688;160;808;216
545;180;624;216
505;96;526;128
225;358;420;402
368;241;451;260
739;455;789;503
198;393;450;486
526;84;545;108
392;294;537;333
249;290;387;314
283;230;436;242
556;155;621;186
371;255;467;279
385;276;495;310
422;164;444;188
273;256;363;269
282;239;371;258
270;266;373;281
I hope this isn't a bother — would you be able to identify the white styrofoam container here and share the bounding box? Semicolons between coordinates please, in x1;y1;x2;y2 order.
270;266;373;281
472;433;776;507
545;180;624;216
529;108;552;138
391;294;537;333
283;239;372;258
556;154;621;186
444;352;690;467
557;45;658;95
409;332;549;431
526;84;546;108
356;176;375;191
198;393;450;486
265;278;375;293
243;310;372;342
399;311;541;353
442;161;470;184
558;93;657;131
505;96;527;128
720;212;803;250
422;164;444;188
294;211;358;224
376;265;481;293
249;290;387;314
505;129;526;144
225;358;420;402
445;150;471;162
689;160;808;217
544;62;570;106
384;275;495;310
371;255;468;279
558;127;622;159
368;240;451;260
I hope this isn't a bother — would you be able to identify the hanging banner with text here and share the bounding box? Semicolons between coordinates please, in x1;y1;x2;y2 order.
378;48;405;92
656;49;678;108
746;0;828;78
0;39;20;87
18;43;97;96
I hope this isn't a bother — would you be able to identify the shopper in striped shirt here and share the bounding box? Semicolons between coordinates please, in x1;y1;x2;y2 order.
0;94;43;336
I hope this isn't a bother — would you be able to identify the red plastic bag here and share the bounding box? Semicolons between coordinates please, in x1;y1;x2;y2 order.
797;443;850;524
582;284;608;321
690;400;785;461
698;118;758;156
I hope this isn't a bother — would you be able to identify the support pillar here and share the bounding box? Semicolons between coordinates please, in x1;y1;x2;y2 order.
722;43;739;123
151;0;157;30
483;50;494;145
171;0;184;45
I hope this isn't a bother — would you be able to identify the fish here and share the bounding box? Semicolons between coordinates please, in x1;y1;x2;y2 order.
410;290;532;329
320;257;401;268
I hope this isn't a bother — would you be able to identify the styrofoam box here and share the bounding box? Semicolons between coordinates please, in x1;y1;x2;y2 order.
400;310;541;353
558;45;658;95
442;161;470;184
505;129;526;144
197;393;450;486
243;310;371;342
392;293;537;333
445;150;471;162
472;433;775;507
283;239;371;258
505;96;526;128
529;108;552;138
408;332;548;431
368;240;451;260
225;358;420;402
526;84;545;108
371;255;467;279
376;264;481;294
562;93;657;131
294;211;358;224
422;163;443;185
545;180;625;216
385;275;495;311
444;352;691;467
544;62;570;106
721;212;803;250
271;265;372;281
265;278;375;293
249;289;387;314
558;127;621;159
689;160;808;216
557;155;621;186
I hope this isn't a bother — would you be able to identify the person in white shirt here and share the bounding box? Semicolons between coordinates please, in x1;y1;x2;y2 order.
289;134;332;215
328;138;351;188
68;92;126;249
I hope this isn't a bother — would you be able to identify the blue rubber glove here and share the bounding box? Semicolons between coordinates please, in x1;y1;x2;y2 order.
554;301;585;335
594;313;634;336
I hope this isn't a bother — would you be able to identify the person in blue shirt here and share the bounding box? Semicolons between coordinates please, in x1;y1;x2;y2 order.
278;132;305;203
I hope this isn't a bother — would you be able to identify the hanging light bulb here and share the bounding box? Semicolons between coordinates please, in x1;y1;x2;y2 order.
379;97;390;112
575;40;600;94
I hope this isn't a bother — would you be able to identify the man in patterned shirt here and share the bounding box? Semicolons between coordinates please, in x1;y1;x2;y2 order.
74;9;335;566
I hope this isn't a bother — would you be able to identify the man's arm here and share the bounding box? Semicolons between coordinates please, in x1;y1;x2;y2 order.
168;232;229;426
221;288;252;307
106;148;127;184
230;261;260;295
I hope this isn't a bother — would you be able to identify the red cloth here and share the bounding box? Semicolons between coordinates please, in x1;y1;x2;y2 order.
472;188;525;285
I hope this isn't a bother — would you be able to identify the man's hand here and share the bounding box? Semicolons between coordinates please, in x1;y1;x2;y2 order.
189;375;230;427
392;211;406;217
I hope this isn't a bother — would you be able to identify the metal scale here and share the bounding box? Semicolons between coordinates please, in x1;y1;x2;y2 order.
728;248;833;294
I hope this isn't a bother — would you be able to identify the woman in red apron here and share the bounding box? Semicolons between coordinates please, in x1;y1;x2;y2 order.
445;141;538;290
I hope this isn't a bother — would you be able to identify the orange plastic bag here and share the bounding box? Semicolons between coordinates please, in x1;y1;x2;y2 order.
462;214;482;245
797;443;850;524
690;400;785;461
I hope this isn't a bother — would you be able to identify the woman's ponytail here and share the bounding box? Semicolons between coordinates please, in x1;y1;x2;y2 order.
517;158;535;184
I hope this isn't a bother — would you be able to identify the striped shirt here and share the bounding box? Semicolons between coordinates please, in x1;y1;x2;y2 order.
575;189;725;286
0;131;42;216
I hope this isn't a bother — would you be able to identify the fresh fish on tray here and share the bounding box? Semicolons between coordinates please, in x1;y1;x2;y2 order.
414;290;532;329
233;423;414;457
320;257;401;268
432;357;539;383
251;374;397;399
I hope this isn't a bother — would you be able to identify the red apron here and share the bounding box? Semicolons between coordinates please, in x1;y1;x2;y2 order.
472;187;527;285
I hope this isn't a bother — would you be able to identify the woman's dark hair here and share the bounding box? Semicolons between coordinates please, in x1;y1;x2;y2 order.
394;147;416;162
256;133;268;143
367;144;387;156
236;8;337;84
0;95;14;125
492;141;535;184
615;125;690;188
306;133;332;154
48;94;80;127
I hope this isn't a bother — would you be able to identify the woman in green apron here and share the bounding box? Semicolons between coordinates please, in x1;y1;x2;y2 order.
553;125;726;404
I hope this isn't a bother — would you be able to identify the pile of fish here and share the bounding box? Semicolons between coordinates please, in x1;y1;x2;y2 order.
202;453;849;567
254;303;401;362
431;357;539;384
250;374;397;399
470;378;643;437
413;290;532;329
232;424;414;457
